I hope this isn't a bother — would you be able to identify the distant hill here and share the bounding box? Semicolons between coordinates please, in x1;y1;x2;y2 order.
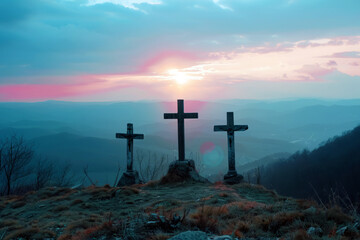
237;152;291;174
257;125;360;205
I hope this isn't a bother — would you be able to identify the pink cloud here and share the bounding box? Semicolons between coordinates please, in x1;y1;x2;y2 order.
327;60;337;66
136;50;201;74
0;77;130;101
296;64;335;81
2;36;360;102
329;51;360;58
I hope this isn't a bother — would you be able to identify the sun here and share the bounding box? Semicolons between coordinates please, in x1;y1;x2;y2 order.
167;69;190;85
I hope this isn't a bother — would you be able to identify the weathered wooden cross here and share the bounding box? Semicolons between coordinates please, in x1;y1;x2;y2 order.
116;123;144;172
214;112;248;177
164;99;198;161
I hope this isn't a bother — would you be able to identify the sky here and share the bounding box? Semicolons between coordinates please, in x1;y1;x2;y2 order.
0;0;360;101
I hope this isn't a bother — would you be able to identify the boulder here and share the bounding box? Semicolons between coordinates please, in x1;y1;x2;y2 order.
212;235;232;240
303;206;317;215
169;231;207;240
160;160;209;184
307;227;323;236
117;171;141;186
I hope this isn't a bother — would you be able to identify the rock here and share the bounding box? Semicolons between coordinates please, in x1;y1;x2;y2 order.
159;215;166;223
303;206;317;215
223;172;243;185
149;213;159;221
336;225;358;237
213;235;232;240
117;171;141;186
146;213;181;230
307;227;323;236
337;226;348;235
168;231;208;240
71;183;83;189
160;160;209;184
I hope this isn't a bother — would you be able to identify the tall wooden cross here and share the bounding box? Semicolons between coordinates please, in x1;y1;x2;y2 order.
164;99;198;161
116;123;144;172
214;112;248;176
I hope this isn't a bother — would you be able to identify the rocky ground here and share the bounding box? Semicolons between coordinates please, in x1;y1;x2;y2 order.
0;181;359;240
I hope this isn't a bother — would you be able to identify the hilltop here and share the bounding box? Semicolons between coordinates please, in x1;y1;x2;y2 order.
0;182;359;240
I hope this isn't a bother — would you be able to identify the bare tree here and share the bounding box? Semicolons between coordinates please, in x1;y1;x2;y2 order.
53;163;74;187
83;165;96;186
34;158;54;190
1;135;33;195
256;166;261;185
135;149;170;182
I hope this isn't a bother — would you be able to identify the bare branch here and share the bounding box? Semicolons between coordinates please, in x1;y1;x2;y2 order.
83;165;95;186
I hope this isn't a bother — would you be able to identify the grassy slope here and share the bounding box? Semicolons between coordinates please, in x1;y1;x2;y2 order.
0;182;356;240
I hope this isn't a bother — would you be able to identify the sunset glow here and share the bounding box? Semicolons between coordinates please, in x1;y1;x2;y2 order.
1;0;360;101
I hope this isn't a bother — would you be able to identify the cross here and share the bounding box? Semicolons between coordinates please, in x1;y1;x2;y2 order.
214;112;248;176
164;99;198;161
116;123;144;172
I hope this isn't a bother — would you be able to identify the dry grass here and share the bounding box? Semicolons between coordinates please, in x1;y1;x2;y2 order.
52;205;70;212
71;199;84;205
326;206;353;224
189;205;229;233
293;229;311;240
147;233;171;240
119;186;141;196
10;201;26;209
0;183;358;239
3;227;55;240
70;221;114;240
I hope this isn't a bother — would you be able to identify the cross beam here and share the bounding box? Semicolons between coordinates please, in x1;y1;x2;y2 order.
164;99;198;161
116;123;144;172
214;112;248;176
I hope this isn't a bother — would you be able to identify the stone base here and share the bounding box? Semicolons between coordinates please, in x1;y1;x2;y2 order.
160;160;209;184
117;171;141;187
224;172;243;185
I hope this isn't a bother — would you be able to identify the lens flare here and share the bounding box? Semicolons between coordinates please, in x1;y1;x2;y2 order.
200;141;224;167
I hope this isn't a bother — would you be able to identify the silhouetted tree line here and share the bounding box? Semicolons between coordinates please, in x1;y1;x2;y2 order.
0;135;75;196
252;125;360;210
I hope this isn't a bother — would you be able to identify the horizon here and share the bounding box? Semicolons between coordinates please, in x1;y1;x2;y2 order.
2;97;360;104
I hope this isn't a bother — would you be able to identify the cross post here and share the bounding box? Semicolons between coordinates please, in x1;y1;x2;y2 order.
164;99;198;161
214;112;248;176
116;123;144;172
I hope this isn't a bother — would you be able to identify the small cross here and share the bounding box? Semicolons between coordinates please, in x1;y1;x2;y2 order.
164;99;198;161
116;123;144;172
214;112;248;176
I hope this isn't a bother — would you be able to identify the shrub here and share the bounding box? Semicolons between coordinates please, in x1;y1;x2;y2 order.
269;212;304;233
293;229;311;240
326;206;353;224
189;205;228;233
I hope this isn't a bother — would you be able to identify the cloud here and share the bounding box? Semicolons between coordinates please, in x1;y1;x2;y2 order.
330;51;360;58
1;35;360;101
86;0;162;10
1;1;360;101
1;0;360;79
327;60;337;66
